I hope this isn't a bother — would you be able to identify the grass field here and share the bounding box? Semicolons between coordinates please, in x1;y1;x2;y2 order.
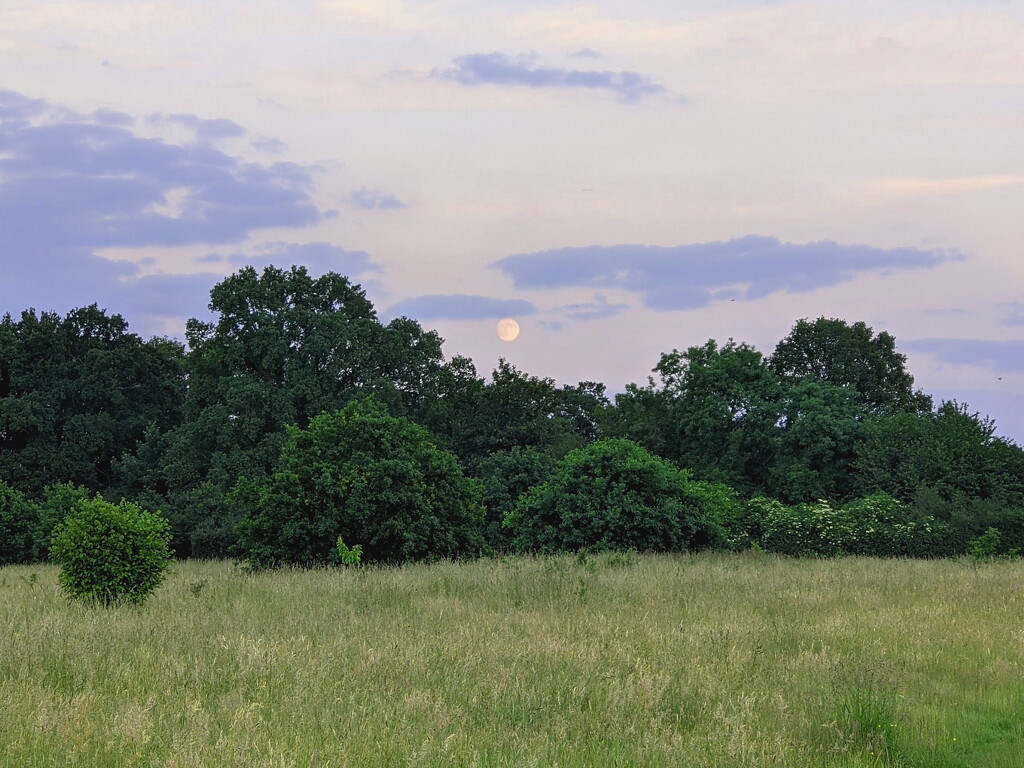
1;552;1023;767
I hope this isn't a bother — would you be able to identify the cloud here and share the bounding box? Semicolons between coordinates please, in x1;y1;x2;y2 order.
252;137;288;154
569;48;603;59
556;294;630;321
350;187;407;210
148;112;246;143
91;108;133;127
492;236;962;311
902;339;1024;374
388;294;537;321
0;89;47;120
0;103;321;250
0;90;331;335
432;52;667;102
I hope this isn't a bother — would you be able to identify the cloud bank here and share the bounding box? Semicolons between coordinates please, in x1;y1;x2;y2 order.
432;52;667;102
492;236;962;311
0;89;342;335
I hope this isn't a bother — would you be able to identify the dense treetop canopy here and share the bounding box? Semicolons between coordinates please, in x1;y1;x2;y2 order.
2;266;1022;564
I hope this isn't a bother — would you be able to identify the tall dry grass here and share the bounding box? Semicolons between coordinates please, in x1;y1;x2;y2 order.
1;552;1022;767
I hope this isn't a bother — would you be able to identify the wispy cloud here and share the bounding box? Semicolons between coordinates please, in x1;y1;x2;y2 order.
492;236;961;311
859;175;1024;201
252;137;288;154
432;52;668;103
147;112;246;143
556;294;629;321
350;187;407;210
388;294;537;321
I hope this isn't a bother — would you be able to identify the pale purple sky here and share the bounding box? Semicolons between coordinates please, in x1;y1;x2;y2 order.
2;0;1023;442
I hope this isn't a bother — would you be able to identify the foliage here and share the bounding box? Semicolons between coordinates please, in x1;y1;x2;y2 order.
0;480;40;565
506;439;715;553
154;265;446;554
769;316;931;416
968;528;1002;562
0;306;185;497
164;482;246;560
235;398;486;568
35;483;91;561
420;358;608;467
852;401;1024;509
476;446;556;551
766;379;863;503
49;496;173;605
841;493;947;558
611;340;780;490
748;493;945;558
335;536;363;566
4;269;1024;565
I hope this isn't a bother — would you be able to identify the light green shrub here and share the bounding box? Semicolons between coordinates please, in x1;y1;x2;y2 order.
50;496;173;606
753;493;945;558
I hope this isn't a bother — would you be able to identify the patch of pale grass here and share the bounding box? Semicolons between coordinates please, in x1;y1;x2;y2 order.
1;553;1023;766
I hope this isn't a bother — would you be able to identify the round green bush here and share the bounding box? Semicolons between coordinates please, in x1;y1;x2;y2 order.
505;438;714;554
50;496;173;606
235;397;486;568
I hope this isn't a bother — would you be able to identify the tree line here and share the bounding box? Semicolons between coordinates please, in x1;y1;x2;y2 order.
2;265;1023;566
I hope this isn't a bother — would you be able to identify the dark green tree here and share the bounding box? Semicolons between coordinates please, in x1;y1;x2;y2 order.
770;317;931;416
476;447;556;551
154;265;446;556
0;480;40;565
766;379;863;503
235;398;486;568
851;401;1024;554
605;340;780;491
852;400;1024;509
419;357;607;467
0;306;185;497
35;483;91;561
506;439;717;553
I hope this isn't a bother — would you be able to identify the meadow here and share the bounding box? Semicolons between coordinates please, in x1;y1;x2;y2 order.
1;552;1022;767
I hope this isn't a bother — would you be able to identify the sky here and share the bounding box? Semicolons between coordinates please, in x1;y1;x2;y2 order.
2;0;1024;442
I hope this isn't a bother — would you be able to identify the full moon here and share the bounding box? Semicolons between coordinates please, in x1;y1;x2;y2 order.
496;317;520;342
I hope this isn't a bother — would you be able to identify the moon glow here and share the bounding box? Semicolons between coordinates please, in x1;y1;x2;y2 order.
496;318;520;342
